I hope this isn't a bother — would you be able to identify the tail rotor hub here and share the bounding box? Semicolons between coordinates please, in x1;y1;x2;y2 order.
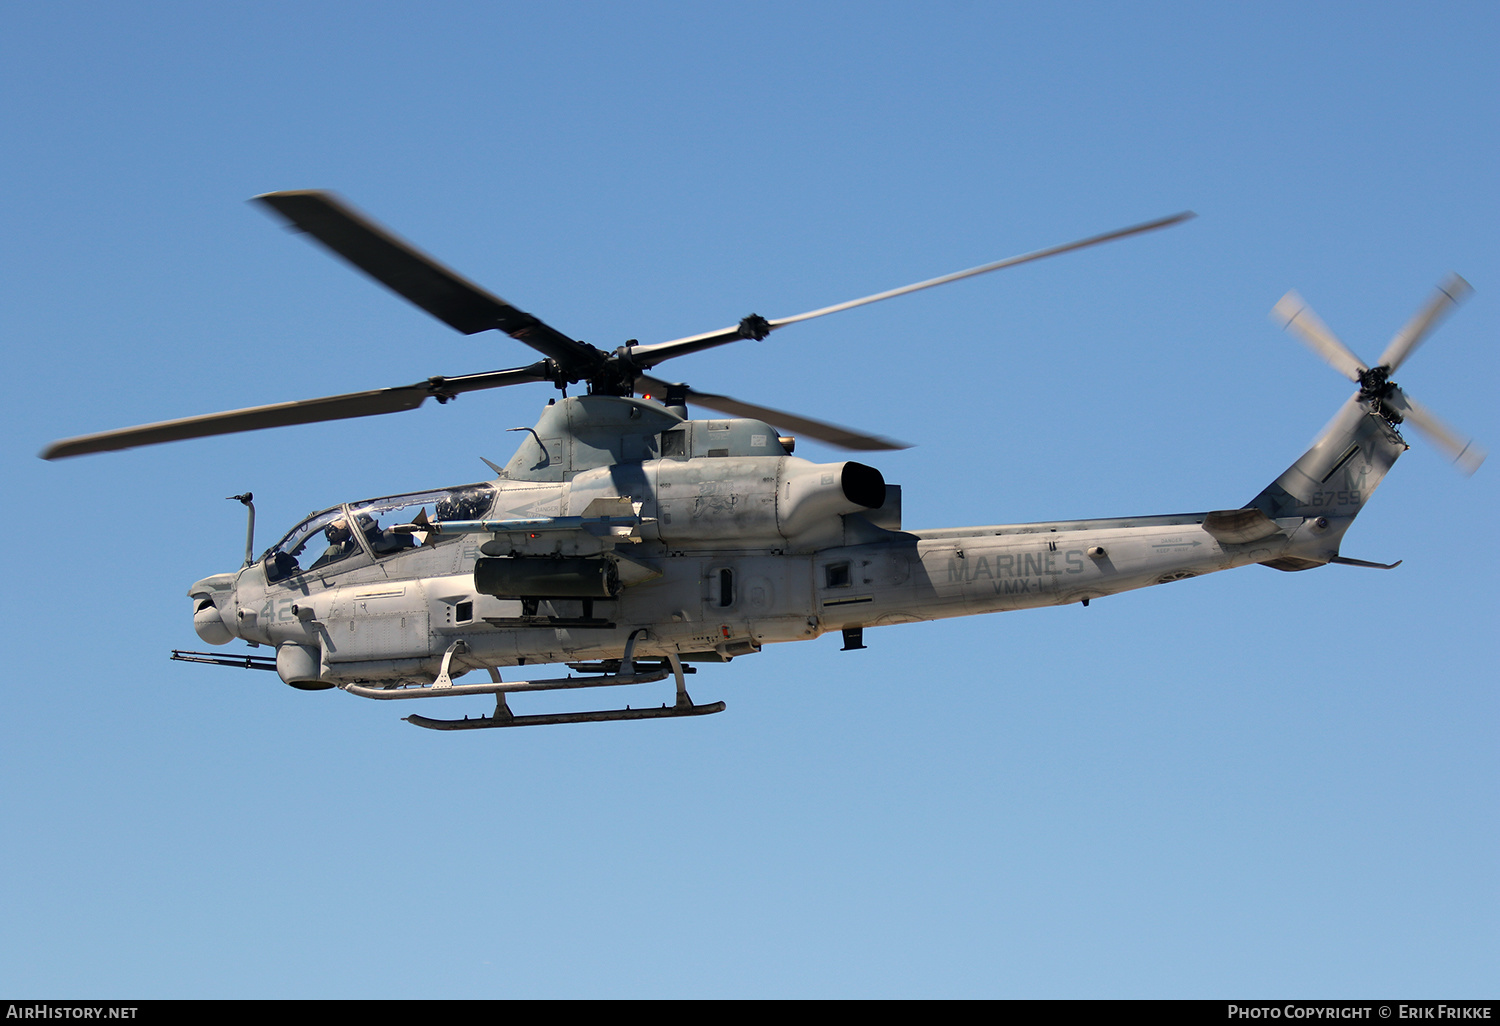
1357;365;1401;421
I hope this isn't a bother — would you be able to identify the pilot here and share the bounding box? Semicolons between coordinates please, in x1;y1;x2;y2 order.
326;517;353;547
437;488;488;521
308;517;358;569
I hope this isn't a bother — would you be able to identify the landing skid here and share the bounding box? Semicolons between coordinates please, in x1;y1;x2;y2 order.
342;667;670;700
405;692;726;730
343;635;723;730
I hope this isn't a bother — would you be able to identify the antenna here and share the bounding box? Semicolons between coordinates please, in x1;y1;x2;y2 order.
228;493;256;567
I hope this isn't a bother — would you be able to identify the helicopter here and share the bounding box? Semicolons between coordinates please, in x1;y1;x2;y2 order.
42;192;1485;730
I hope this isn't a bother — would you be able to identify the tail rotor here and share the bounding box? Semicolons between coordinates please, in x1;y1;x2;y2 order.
1270;276;1485;475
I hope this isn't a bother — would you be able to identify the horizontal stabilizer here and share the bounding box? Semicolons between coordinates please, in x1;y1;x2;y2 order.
1203;508;1284;544
1328;555;1402;570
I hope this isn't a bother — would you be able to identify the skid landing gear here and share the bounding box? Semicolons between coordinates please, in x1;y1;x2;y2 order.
402;652;722;730
406;690;726;730
358;634;724;730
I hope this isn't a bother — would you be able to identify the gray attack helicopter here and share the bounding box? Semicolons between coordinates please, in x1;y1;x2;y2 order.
43;192;1485;730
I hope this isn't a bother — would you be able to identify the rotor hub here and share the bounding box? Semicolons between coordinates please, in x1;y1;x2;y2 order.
1357;365;1405;424
1357;364;1392;399
737;314;771;341
1362;364;1404;426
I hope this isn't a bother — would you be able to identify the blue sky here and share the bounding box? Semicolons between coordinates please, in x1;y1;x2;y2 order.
2;2;1495;998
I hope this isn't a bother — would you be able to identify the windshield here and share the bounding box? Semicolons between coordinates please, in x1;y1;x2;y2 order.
263;507;358;582
263;483;495;583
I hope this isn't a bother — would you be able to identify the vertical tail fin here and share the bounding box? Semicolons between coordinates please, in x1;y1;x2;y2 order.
1246;397;1408;569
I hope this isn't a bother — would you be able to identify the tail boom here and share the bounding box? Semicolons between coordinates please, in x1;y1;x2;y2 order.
809;397;1410;633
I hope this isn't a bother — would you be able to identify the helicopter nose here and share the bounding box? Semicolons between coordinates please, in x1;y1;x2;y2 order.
188;572;240;646
192;597;234;645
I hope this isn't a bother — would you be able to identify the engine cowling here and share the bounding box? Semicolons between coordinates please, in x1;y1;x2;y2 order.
776;460;886;538
649;456;885;545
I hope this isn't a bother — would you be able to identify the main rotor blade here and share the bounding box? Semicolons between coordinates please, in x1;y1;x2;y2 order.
636;374;909;451
1375;273;1473;373
42;362;550;459
1389;391;1486;476
1270;291;1367;382
255;191;595;371
626;212;1196;369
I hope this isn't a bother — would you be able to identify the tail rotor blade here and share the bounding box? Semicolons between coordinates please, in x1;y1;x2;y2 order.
1375;273;1473;373
1271;291;1367;382
1395;392;1486;476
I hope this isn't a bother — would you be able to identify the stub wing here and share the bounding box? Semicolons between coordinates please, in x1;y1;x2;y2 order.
398;496;651;544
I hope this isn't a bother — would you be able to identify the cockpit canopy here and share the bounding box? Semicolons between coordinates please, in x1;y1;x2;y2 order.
262;483;495;583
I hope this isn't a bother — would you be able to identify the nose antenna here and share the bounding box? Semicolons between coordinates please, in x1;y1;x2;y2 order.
228;493;256;567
